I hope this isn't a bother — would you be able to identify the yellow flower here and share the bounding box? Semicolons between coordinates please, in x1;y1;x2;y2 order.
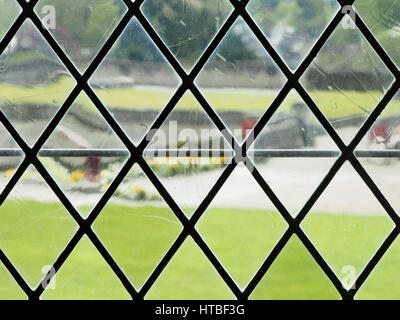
69;170;85;183
101;183;111;191
131;187;145;194
3;168;15;179
208;157;226;168
169;162;180;169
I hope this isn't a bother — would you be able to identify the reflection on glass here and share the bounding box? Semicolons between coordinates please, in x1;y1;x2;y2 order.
196;17;286;142
142;0;233;72
247;0;339;70
146;237;235;300
0;20;75;146
301;162;394;289
94;164;182;290
0;0;21;42
197;163;287;289
250;236;340;300
89;17;180;145
39;92;129;218
356;236;400;299
355;0;400;69
34;0;127;72
42;236;131;300
300;16;394;144
0;165;77;288
249;90;339;216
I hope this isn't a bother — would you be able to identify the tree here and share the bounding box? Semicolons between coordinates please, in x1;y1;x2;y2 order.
35;0;124;49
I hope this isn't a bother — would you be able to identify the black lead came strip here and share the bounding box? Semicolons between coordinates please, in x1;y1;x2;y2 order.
0;149;398;158
0;0;398;301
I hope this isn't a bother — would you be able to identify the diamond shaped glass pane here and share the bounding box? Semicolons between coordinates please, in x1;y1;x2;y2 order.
250;236;340;300
197;163;287;289
146;237;235;299
142;0;233;72
0;0;21;42
302;162;394;289
196;17;286;142
0;20;76;146
356;90;400;214
300;16;394;144
355;235;400;299
249;90;340;216
355;0;400;69
0;165;78;288
93;163;182;290
41;236;131;299
144;91;233;217
34;0;127;73
39;92;129;218
247;0;340;71
89;17;180;145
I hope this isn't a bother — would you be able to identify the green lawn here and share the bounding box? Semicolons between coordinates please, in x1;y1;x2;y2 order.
0;201;398;300
0;77;398;119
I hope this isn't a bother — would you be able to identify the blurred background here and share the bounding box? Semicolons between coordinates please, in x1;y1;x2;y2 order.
0;0;399;300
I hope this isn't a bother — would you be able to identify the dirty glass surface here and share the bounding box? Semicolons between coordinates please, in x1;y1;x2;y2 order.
0;0;399;301
247;0;340;71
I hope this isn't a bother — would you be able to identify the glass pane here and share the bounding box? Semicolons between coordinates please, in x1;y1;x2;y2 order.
356;236;400;299
196;17;286;142
197;163;287;289
144;91;233;217
0;165;77;288
0;20;75;146
41;235;131;300
145;237;235;300
249;90;340;216
355;0;400;69
39;92;129;218
89;17;180;145
0;262;26;300
247;0;340;70
250;236;340;300
142;0;233;72
94;163;182;290
0;0;21;42
301;162;394;289
300;16;394;144
357;90;400;215
34;0;128;73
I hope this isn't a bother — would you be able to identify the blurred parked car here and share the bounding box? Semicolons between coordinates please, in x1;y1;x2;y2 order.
246;102;317;150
